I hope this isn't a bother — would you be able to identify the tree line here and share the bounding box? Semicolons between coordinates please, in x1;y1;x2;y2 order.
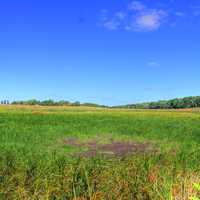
11;99;107;107
113;96;200;109
2;96;200;109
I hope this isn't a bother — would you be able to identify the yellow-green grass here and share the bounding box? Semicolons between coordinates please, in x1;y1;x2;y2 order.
0;105;200;199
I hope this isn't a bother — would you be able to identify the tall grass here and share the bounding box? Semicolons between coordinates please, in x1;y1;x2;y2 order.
0;106;200;199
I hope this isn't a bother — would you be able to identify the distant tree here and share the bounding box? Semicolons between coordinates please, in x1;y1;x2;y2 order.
26;99;39;105
72;101;80;106
58;100;70;106
41;99;55;106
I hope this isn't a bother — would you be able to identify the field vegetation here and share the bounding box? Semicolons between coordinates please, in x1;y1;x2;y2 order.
0;105;200;199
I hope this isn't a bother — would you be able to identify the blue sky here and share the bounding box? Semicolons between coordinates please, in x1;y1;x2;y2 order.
0;0;200;105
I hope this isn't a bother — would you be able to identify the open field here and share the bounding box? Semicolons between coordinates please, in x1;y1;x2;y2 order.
0;105;200;199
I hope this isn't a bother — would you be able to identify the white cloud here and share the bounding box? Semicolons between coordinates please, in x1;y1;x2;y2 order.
129;1;146;11
134;10;167;31
147;61;160;67
100;1;167;32
99;1;199;32
103;20;120;30
100;11;127;30
115;12;127;20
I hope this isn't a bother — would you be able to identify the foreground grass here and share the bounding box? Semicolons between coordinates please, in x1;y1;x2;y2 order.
0;105;200;199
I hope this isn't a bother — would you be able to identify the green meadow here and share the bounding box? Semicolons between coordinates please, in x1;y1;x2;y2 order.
0;105;200;199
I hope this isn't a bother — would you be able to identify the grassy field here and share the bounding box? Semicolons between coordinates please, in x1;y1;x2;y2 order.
0;105;200;199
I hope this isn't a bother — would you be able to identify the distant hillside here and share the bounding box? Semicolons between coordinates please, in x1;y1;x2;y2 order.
113;96;200;109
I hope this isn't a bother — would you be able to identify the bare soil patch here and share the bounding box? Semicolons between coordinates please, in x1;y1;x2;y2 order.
64;137;156;158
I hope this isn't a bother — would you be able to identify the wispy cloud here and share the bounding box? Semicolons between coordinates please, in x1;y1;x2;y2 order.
99;10;126;30
134;10;167;31
147;61;160;68
129;1;146;11
99;1;167;32
103;20;121;30
99;1;200;32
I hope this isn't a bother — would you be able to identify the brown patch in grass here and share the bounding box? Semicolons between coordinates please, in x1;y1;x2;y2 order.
64;137;81;147
64;137;156;158
98;141;152;156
